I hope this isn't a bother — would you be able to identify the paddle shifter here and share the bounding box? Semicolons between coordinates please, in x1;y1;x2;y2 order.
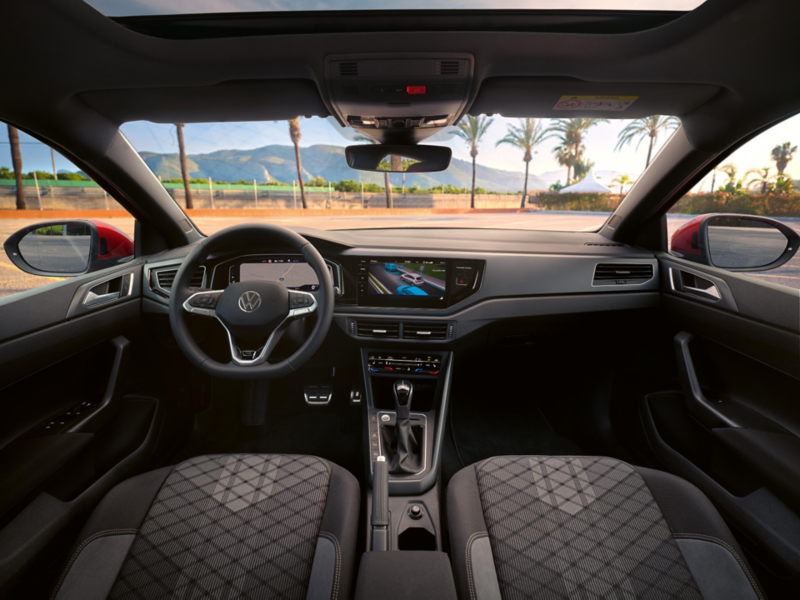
380;380;423;474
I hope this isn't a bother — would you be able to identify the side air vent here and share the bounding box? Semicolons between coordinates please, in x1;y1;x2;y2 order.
436;60;461;76
153;266;206;293
593;263;654;285
341;85;360;95
403;322;449;340
339;62;358;76
356;320;400;339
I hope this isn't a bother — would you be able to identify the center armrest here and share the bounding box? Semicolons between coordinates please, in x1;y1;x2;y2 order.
354;551;457;600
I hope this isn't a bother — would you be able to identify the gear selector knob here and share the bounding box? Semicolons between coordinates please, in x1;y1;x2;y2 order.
393;380;413;421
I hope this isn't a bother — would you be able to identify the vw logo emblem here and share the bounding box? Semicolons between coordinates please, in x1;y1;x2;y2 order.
238;291;261;313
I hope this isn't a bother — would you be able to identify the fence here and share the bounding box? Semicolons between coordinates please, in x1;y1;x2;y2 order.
0;183;535;211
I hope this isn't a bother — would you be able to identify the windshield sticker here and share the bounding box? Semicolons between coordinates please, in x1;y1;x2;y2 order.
554;95;638;111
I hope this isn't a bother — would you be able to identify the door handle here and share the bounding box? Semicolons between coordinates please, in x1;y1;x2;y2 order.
669;268;720;301
83;272;134;307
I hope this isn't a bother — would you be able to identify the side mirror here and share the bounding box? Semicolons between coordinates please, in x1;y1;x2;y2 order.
670;214;799;271
3;219;134;277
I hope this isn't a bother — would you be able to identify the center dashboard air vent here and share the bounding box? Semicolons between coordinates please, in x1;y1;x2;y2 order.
593;263;654;285
356;320;400;339
153;266;206;293
403;322;449;340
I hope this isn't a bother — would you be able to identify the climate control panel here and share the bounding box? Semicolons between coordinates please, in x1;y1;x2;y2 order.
367;352;442;375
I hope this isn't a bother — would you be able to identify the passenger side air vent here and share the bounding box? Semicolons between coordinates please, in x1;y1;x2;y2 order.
339;62;358;76
153;266;206;293
403;322;449;340
356;320;400;339
436;60;461;76
593;263;654;285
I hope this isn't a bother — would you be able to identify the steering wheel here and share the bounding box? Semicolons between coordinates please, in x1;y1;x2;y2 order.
168;224;334;379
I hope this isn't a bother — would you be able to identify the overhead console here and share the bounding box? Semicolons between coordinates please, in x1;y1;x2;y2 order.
325;53;474;144
355;257;484;309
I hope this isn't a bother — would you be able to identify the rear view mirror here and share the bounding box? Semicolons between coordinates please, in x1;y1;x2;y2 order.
670;214;799;271
4;219;134;277
345;144;452;172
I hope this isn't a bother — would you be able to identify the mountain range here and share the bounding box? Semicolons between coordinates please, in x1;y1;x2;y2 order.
139;144;549;192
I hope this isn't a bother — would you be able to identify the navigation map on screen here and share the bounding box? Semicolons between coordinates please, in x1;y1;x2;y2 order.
367;260;447;297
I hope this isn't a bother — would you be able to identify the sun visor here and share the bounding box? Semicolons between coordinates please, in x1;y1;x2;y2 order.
469;78;720;119
79;79;329;124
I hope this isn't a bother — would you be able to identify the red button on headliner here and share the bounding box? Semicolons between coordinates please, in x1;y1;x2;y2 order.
406;86;426;94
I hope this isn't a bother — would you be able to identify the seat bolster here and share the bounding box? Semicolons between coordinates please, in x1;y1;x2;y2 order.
314;462;360;600
51;466;172;600
637;466;765;600
447;464;499;600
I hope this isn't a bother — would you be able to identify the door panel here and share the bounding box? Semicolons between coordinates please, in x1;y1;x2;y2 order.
0;260;190;597
645;253;800;591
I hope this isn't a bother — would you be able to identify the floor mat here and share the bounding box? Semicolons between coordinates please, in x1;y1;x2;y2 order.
233;411;363;480
450;397;582;468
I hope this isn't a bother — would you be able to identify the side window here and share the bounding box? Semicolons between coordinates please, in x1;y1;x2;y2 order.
1;123;135;299
669;114;800;290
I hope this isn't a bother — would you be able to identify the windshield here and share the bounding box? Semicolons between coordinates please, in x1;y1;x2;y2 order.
120;115;680;233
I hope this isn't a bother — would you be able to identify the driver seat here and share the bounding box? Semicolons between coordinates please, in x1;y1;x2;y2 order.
51;454;360;599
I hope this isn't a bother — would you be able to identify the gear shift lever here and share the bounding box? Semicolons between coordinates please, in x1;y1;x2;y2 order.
384;379;422;474
394;380;413;420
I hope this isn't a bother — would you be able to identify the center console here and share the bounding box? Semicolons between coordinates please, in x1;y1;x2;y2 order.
360;348;452;553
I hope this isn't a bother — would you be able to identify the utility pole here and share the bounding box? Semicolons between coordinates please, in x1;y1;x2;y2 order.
208;177;215;209
32;171;42;209
253;179;258;208
51;148;58;181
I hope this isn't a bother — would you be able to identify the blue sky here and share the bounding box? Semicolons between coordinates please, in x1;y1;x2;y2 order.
3;114;799;190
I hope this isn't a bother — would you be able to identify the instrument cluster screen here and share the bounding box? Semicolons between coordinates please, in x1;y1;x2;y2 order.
232;257;322;292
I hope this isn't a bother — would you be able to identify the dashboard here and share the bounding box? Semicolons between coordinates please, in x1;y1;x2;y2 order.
142;227;660;345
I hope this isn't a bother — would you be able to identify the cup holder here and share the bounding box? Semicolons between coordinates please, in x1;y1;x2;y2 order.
398;527;437;551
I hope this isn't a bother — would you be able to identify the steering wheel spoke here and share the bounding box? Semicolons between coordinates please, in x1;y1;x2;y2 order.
288;290;318;317
183;290;223;317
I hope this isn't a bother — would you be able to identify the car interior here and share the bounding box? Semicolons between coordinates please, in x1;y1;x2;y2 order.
2;0;800;598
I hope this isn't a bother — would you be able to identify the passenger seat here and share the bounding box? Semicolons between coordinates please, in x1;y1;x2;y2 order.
447;455;764;599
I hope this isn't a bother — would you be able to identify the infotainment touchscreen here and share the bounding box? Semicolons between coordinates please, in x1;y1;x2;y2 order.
366;260;447;298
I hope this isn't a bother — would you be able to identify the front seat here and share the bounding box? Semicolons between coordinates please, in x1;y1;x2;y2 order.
447;455;764;600
52;454;359;600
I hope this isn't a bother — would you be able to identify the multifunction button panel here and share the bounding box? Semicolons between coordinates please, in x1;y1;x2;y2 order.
368;353;442;375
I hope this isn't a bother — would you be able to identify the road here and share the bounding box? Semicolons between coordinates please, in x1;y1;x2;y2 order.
2;213;800;298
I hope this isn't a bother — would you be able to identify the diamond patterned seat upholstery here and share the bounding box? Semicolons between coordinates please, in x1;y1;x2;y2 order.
52;454;360;600
447;456;764;600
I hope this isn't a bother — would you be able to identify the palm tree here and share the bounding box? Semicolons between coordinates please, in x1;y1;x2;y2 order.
771;142;797;175
496;118;550;208
7;125;26;209
455;115;494;208
744;167;775;194
549;118;608;186
718;163;738;187
773;176;797;195
289;118;308;208
610;174;634;195
355;136;392;207
614;115;679;169
175;124;193;209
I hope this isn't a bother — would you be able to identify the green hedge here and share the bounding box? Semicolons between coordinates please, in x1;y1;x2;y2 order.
534;192;622;212
670;193;800;217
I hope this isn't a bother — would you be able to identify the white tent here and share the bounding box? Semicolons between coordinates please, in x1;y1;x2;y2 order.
559;168;612;194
